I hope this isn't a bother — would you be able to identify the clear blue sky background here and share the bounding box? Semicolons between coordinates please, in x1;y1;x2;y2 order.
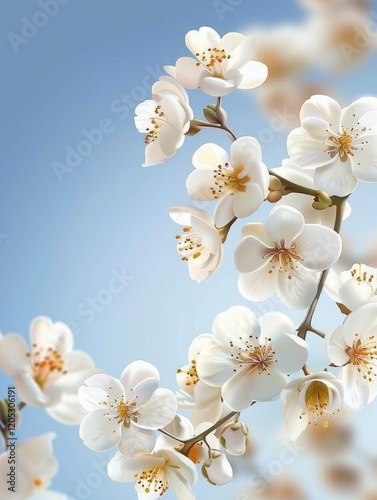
1;1;377;499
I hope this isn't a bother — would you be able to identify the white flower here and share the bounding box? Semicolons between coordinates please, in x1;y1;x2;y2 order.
273;158;351;227
325;263;377;312
107;444;197;499
135;76;193;166
176;334;222;427
196;306;309;411
217;419;249;456
169;205;223;282
202;450;233;486
0;317;96;424
326;303;377;409
234;205;342;309
186;137;269;227
281;371;344;441
164;26;268;97
0;433;58;500
287;95;377;196
79;360;177;456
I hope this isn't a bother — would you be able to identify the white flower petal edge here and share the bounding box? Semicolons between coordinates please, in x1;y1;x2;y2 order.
281;371;344;441
79;360;177;455
169;205;223;282
0;317;96;424
164;27;268;96
234;205;342;309
135;76;193;166
196;306;309;411
186;137;269;227
0;433;58;500
326;303;377;409
287;95;377;196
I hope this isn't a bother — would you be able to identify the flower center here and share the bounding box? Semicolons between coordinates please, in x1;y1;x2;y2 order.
303;381;331;428
116;399;141;427
144;105;165;144
175;226;206;263
264;241;303;279
137;465;170;496
195;47;231;78
350;263;375;285
177;359;199;387
327;131;355;162
345;333;377;382
210;164;250;199
26;343;67;391
229;336;277;375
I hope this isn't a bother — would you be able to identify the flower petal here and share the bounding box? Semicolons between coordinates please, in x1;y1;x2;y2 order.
314;159;358;197
273;333;309;374
201;77;236;97
233;184;264;219
276;262;317;309
196;344;238;387
79;409;120;452
136;388;177;429
214;195;236;228
79;374;124;412
236;61;268;89
296;224;342;271
30;317;73;353
238;263;276;302
118;426;155;458
234;235;269;273
287;127;335;168
212;305;260;349
0;334;28;375
326;326;349;366
266;205;305;247
120;361;160;395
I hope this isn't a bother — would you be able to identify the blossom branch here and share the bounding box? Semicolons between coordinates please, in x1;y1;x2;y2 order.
297;197;348;340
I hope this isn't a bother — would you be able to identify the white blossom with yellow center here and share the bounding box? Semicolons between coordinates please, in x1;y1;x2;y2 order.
281;372;344;441
196;306;309;411
326;303;377;410
79;361;177;456
164;26;268;97
234;205;342;309
287;95;377;196
186;137;269;227
0;317;96;424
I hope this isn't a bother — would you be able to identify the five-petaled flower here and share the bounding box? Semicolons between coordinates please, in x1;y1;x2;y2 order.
234;204;342;309
186;137;269;227
169;205;223;282
79;360;177;456
134;76;193;166
326;303;377;410
196;306;309;411
281;371;344;441
0;316;96;424
287;95;377;196
164;26;268;96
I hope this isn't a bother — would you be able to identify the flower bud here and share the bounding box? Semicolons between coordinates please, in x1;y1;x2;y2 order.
186;120;203;136
269;175;282;191
219;421;249;456
203;105;221;125
201;450;233;485
267;190;283;203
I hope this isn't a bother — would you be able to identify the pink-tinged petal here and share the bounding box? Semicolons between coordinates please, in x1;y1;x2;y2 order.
234;235;269;273
340;96;377;132
314;159;358;196
200;76;236;97
118;426;155;458
212;305;260;349
79;409;120;452
326;326;349;366
351;135;377;182
236;61;268;89
223;368;288;409
339;279;374;311
30;317;73;353
214;195;235;228
0;334;28;375
296;224;342;271
276;262;317;309
259;312;296;339
120;361;160;394
342;303;377;343
233;184;264;219
196;344;238;387
192;142;229;170
300;95;342;126
174;57;208;88
287;128;335;169
266;205;305;247
191;382;222;427
108;452;164;483
136;389;177;429
273;333;309;374
143;141;171;167
238;264;276;302
340;365;370;410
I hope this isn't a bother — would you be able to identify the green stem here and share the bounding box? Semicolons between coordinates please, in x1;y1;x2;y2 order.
297;198;348;340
